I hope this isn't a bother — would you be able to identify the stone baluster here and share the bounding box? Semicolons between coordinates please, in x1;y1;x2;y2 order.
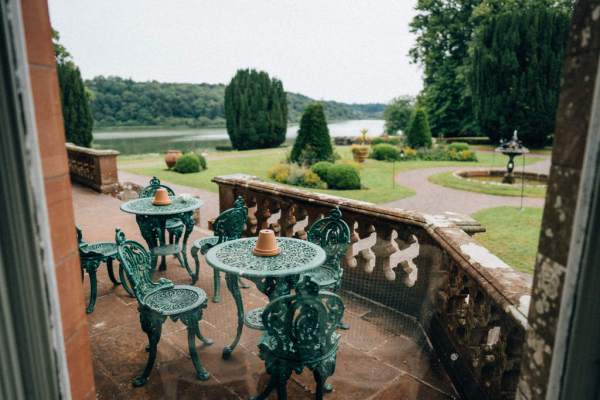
371;225;398;281
353;221;376;273
278;202;296;237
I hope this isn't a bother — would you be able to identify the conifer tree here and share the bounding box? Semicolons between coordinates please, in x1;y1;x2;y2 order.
406;108;432;148
224;69;287;150
53;30;93;147
290;103;334;165
469;6;570;147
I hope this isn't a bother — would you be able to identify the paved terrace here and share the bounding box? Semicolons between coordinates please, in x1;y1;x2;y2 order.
73;183;459;399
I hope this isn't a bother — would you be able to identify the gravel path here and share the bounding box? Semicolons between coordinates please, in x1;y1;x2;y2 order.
383;156;550;215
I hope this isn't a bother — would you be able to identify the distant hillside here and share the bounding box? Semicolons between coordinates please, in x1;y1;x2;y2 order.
86;76;384;129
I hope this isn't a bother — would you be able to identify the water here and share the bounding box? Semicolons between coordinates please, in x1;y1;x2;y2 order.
93;119;385;155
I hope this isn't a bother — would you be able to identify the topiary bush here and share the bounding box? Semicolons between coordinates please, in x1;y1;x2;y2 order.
290;103;334;165
406;107;432;149
193;150;208;170
173;153;201;173
325;164;361;190
310;161;334;181
370;143;401;161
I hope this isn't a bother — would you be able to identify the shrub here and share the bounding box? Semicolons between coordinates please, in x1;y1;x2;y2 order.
448;149;478;161
371;136;403;146
401;146;418;160
268;163;291;183
416;146;450;161
406;107;432;148
448;142;470;152
326;164;361;190
370;143;401;161
311;161;334;181
290;103;334;165
173;153;201;173
193;150;208;170
269;163;325;188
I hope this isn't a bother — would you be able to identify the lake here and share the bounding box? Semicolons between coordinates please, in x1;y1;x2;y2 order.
93;119;385;155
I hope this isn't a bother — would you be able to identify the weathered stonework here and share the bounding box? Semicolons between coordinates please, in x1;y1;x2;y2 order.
213;174;531;400
517;1;600;398
66;143;119;193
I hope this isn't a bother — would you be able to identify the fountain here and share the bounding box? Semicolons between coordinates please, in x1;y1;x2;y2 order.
495;130;529;184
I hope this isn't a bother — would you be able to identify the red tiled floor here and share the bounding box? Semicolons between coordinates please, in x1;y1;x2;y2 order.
72;183;459;399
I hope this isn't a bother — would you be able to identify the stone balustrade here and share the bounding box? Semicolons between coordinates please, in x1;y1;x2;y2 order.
66;143;119;193
213;174;532;400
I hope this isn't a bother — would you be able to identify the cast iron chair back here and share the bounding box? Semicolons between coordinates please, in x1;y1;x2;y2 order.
139;176;176;198
115;229;173;302
208;196;247;247
307;208;351;274
261;276;344;363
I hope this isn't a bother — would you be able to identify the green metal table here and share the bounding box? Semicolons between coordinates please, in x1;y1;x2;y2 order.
120;196;202;281
205;237;326;359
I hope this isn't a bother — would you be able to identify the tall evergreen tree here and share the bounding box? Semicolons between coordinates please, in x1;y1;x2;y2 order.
224;69;287;150
52;30;93;147
469;6;570;147
406;108;432;149
290;103;334;165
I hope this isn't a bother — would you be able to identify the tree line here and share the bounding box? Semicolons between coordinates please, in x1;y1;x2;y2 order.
384;0;572;147
86;76;384;129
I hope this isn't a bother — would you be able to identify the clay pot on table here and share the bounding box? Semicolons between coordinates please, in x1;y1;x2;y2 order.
152;188;172;206
253;229;280;256
165;150;183;169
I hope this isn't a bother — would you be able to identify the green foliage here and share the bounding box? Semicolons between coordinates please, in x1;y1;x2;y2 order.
287;92;384;122
290;103;334;165
370;144;401;161
371;136;403;146
448;142;470;152
173;153;201;173
406;108;432;148
469;6;570;147
53;30;93;147
383;96;415;134
416;145;478;162
192;151;208;170
325;164;361;190
310;161;334;181
224;69;287;150
268;163;325;188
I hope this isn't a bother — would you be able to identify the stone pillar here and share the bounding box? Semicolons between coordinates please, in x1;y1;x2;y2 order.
517;1;600;398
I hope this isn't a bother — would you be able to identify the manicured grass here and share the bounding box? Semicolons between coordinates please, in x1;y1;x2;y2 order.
428;171;546;198
120;146;543;204
471;207;542;274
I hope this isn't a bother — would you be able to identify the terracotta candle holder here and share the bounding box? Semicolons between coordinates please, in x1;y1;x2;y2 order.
253;229;280;256
152;188;172;206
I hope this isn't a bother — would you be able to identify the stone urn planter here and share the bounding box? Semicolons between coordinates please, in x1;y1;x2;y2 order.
164;150;182;169
351;145;369;163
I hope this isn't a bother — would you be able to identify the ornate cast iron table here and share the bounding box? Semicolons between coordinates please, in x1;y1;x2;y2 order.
120;196;202;281
205;237;326;359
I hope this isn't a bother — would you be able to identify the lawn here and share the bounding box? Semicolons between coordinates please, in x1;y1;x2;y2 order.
471;206;543;273
120;146;543;204
428;171;547;198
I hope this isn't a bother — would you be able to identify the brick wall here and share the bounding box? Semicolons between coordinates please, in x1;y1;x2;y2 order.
21;1;95;399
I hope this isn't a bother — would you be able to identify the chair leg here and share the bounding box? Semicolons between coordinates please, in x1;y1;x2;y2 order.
191;246;201;285
195;321;213;346
213;270;221;303
314;370;326;400
134;315;162;387
249;374;277;400
106;257;120;285
85;268;98;314
187;325;210;381
276;379;288;400
338;321;350;330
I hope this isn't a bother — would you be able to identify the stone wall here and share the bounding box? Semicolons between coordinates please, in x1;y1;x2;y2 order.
66;143;119;193
214;174;531;400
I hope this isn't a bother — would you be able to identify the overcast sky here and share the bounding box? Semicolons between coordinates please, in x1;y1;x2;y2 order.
48;0;422;104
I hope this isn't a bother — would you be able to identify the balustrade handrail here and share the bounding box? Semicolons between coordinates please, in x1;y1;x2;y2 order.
66;143;119;193
213;173;532;400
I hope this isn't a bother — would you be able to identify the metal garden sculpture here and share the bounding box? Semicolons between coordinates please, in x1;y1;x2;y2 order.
250;276;345;400
114;229;213;387
191;196;247;302
304;207;351;328
139;176;185;248
76;226;128;313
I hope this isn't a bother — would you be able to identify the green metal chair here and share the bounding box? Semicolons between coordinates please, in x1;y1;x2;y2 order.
304;207;351;293
191;196;247;301
77;226;129;313
115;229;213;387
250;276;345;400
139;176;185;248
